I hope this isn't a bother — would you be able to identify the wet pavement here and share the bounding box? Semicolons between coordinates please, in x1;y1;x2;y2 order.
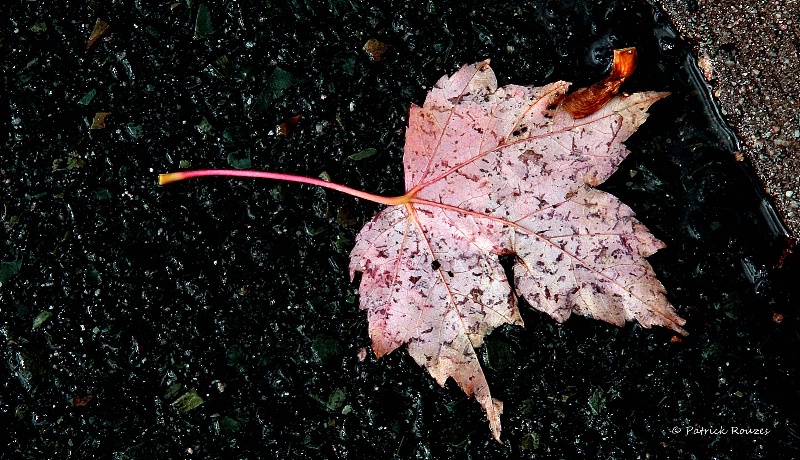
3;1;799;458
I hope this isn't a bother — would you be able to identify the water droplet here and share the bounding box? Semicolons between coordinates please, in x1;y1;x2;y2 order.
659;36;678;55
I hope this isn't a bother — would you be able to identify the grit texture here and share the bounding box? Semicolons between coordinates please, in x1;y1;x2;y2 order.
656;0;800;240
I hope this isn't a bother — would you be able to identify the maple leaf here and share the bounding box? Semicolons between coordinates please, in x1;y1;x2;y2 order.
159;48;686;443
348;53;685;442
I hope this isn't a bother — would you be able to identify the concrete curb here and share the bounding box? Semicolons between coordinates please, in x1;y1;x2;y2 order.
655;0;799;242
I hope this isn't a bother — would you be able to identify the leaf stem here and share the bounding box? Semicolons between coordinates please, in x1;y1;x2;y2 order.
159;169;410;206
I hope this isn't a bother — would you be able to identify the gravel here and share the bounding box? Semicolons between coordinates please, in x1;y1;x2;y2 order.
655;0;800;241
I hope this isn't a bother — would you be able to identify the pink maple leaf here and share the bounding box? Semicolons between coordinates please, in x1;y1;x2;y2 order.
159;48;686;443
349;56;684;442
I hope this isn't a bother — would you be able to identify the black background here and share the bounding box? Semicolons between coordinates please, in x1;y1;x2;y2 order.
3;0;799;458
